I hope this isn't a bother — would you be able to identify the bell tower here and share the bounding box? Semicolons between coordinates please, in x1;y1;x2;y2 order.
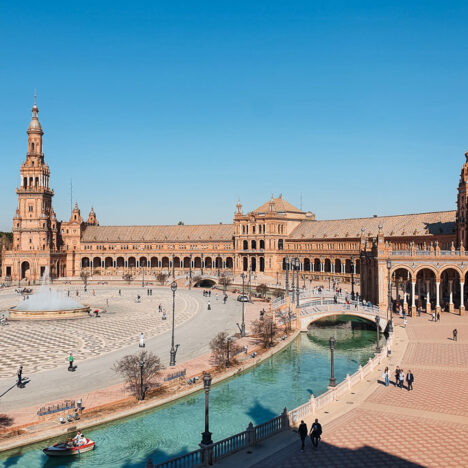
456;151;468;249
7;95;63;282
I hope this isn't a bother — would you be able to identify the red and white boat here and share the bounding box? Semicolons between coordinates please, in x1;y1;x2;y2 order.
43;438;95;457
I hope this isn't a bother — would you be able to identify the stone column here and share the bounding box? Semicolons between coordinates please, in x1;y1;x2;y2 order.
403;282;407;312
449;279;454;313
411;281;416;315
460;281;465;315
426;280;431;314
436;281;441;313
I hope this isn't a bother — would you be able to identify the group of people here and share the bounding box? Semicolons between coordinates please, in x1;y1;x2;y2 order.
382;366;414;390
202;290;212;297
67;431;87;447
1;314;8;326
298;419;322;451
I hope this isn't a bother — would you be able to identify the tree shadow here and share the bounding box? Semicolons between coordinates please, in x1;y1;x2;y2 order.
245;399;277;425
0;414;13;429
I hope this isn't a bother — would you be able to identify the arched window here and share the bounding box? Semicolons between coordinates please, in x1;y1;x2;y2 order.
259;240;265;249
278;239;284;250
243;240;248;250
251;240;257;250
31;142;35;152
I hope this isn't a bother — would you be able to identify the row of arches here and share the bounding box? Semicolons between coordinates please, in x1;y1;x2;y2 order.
281;258;360;274
242;256;265;272
81;256;234;270
390;266;468;312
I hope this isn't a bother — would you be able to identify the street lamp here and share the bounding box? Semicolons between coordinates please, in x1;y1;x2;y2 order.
237;273;246;337
201;372;213;446
375;315;381;353
169;281;179;366
387;259;394;333
351;256;355;300
139;357;145;400
291;259;295;302
142;262;145;288
18;260;20;288
226;337;231;368
285;257;290;297
294;258;300;307
329;336;336;387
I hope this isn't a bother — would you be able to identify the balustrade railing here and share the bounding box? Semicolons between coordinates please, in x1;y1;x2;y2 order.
149;307;392;468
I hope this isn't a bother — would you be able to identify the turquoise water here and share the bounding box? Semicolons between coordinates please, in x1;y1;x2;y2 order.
0;322;378;467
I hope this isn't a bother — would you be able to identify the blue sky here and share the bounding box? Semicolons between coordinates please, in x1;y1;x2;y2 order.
1;1;467;230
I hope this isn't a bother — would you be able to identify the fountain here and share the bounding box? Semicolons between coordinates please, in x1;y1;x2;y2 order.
9;267;90;320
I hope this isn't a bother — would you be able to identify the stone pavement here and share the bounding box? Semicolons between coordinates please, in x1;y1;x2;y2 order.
0;286;202;377
222;312;468;467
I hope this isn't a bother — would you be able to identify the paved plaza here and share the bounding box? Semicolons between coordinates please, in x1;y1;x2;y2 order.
241;312;468;467
0;285;246;413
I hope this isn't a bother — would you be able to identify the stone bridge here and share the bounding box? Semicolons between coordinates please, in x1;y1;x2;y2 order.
273;294;389;331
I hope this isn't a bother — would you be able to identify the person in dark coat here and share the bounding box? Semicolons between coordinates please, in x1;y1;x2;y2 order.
310;419;322;447
406;370;414;391
17;366;23;387
453;329;458;341
298;420;308;451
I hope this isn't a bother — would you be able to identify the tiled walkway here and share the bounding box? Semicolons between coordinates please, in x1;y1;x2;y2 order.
252;312;468;467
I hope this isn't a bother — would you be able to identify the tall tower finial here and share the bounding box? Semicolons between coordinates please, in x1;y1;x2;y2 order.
34;89;37;106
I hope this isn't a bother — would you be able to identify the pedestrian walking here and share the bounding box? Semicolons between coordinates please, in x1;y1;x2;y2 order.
399;369;405;389
403;318;407;328
298;420;308;452
118;289;121;296
383;366;389;386
158;304;162;313
207;300;211;311
417;306;421;317
432;311;435;322
309;419;322;447
395;366;400;387
406;370;414;391
17;365;23;387
437;312;440;322
453;329;458;341
68;353;74;371
139;332;145;348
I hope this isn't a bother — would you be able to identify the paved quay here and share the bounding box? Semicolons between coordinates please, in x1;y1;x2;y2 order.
221;311;468;467
0;285;254;414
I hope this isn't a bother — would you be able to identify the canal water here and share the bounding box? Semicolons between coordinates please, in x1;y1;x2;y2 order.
0;318;379;467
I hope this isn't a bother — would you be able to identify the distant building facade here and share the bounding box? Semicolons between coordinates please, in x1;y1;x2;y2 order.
2;101;466;315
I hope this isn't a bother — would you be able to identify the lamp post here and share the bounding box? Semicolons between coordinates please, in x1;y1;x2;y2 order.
375;315;381;353
18;260;20;288
285;257;290;297
142;262;145;288
329;336;336;387
248;268;252;301
201;372;213;446
291;260;295;303
139;357;145;400
237;273;246;337
169;281;179;366
295;258;300;307
226;337;231;368
351;256;355;300
387;259;394;333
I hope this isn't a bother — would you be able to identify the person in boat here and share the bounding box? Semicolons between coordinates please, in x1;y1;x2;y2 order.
72;431;86;446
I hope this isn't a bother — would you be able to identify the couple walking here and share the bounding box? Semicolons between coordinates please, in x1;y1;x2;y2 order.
298;419;322;451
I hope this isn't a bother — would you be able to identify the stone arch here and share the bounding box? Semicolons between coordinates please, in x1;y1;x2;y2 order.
259;257;265;272
150;256;158;268
226;257;233;269
128;257;136;268
183;256;191;268
440;267;461;311
205;257;213;268
314;258;321;272
335;259;341;274
92;257;102;268
194;257;201;268
105;257;113;268
251;257;257;272
139;256;147;267
304;258;311;271
415;267;437;313
194;278;217;288
161;257;170;268
243;257;248;272
116;257;125;267
324;258;331;273
81;257;90;268
215;256;222;268
21;261;30;279
174;257;181;268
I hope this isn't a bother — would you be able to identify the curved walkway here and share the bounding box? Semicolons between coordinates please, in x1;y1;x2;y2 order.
0;286;244;414
223;311;468;467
